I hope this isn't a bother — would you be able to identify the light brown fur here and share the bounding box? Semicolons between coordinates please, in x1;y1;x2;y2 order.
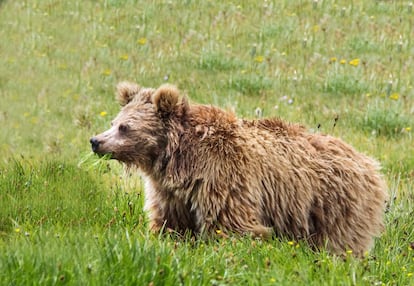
91;82;388;255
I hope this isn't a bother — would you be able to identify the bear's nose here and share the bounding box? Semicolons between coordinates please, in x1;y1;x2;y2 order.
90;137;100;152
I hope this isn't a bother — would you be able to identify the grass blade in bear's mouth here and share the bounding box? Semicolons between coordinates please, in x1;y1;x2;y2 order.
78;152;113;170
97;153;113;159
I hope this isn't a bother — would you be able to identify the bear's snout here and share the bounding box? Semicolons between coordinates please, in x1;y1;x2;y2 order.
90;137;100;153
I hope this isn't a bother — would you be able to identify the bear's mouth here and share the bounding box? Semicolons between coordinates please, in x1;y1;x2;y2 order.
90;137;114;159
95;152;113;160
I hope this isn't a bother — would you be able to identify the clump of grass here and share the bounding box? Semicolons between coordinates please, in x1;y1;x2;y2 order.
346;36;380;54
226;75;273;96
198;52;244;71
323;74;369;96
358;100;412;139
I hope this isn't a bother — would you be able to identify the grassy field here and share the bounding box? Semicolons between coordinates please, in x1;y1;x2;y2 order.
0;0;413;285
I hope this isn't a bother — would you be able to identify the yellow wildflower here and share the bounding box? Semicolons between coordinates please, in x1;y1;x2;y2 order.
120;54;129;61
14;228;20;233
349;58;360;66
31;117;39;124
389;93;399;100
346;250;353;255
254;55;264;63
287;241;295;246
340;59;346;64
137;37;147;45
329;57;337;63
215;229;222;234
100;111;107;117
406;127;412;132
102;69;111;76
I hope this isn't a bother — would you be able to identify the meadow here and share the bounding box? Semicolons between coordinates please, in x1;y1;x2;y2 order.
0;0;413;285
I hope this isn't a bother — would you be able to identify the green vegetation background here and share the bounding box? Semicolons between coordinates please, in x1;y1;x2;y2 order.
0;1;413;285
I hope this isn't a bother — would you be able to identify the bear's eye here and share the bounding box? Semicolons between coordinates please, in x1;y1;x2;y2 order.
118;123;129;133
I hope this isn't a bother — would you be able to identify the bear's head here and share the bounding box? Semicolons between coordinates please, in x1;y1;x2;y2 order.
90;81;185;171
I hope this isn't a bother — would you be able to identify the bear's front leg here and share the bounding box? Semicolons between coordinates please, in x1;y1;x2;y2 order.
143;189;169;233
146;206;165;233
145;190;191;234
147;209;176;234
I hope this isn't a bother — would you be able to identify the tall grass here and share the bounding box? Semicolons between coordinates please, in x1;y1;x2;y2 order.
0;0;413;284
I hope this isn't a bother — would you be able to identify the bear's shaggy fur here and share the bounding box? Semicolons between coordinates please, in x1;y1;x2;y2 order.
91;82;388;255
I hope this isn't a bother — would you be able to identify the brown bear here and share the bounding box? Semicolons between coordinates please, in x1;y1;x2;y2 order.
90;81;388;255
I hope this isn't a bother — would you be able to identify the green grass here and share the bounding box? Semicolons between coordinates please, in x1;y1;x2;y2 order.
357;99;413;138
0;0;413;285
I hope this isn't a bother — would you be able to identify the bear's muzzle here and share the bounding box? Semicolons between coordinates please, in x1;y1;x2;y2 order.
90;137;100;153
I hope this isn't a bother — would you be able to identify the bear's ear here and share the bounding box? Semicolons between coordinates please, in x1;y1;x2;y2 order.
116;81;141;106
152;84;179;116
